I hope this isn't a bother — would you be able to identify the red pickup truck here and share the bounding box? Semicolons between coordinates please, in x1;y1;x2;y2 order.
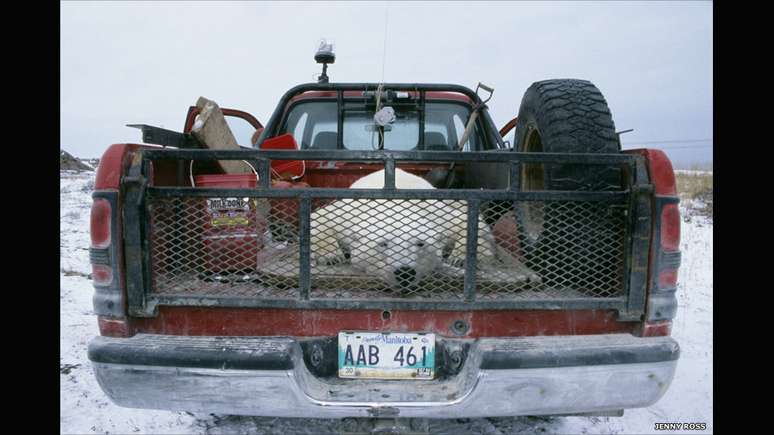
87;78;680;419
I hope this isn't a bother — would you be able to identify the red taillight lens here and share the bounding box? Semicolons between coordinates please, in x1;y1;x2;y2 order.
91;198;113;286
92;264;113;286
658;269;679;289
660;203;680;252
659;202;680;292
90;198;111;248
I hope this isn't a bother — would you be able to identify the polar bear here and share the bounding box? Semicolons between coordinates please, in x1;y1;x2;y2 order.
310;168;497;289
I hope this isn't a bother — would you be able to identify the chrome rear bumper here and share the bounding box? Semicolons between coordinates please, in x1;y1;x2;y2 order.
89;333;678;418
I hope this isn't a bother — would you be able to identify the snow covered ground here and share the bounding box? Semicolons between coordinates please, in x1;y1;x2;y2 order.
60;169;712;434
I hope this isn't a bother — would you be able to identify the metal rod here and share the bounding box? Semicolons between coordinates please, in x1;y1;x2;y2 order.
298;197;312;300
255;159;270;188
418;90;425;149
337;90;344;150
463;199;480;302
147;187;629;202
146;294;628;311
142;149;634;164
509;161;521;191
384;159;396;189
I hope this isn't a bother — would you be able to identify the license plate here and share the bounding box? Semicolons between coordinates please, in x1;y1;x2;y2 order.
338;331;435;380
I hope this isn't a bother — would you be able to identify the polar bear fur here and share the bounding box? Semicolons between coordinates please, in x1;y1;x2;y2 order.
310;168;497;288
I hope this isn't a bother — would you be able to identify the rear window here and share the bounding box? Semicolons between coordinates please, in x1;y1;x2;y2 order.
279;100;484;151
280;101;337;150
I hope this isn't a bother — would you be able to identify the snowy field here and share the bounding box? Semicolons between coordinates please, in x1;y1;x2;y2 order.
60;169;713;434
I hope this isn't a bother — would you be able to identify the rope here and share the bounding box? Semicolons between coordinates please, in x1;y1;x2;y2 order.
374;83;385;150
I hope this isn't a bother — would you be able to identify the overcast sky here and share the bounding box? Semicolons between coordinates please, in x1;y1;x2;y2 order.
61;1;712;168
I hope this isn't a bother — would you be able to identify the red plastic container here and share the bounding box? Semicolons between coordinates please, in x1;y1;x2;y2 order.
261;133;305;179
194;173;259;188
194;173;267;274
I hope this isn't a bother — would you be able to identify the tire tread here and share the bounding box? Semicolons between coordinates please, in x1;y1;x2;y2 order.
514;79;621;191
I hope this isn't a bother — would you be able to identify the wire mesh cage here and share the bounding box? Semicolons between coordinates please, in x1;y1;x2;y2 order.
147;194;627;302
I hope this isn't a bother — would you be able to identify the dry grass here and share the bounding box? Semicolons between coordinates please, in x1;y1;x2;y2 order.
676;172;712;200
675;169;713;219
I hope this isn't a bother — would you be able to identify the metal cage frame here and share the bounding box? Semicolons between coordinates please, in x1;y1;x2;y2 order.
122;146;653;321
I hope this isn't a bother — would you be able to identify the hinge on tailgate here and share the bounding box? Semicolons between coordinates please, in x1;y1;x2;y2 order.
122;175;147;206
632;184;655;194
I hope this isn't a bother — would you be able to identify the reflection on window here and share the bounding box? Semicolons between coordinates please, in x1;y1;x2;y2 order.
280;102;338;149
293;112;308;143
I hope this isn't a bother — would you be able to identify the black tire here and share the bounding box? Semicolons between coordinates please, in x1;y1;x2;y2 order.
513;78;621;191
511;79;623;295
511;79;622;243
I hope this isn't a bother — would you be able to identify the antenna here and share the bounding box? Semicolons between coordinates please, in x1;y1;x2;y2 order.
380;2;390;83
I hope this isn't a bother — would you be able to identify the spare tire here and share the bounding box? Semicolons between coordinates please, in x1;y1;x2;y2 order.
511;79;622;244
510;79;624;295
513;78;621;191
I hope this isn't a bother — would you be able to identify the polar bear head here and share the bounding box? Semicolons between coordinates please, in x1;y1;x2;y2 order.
345;212;444;289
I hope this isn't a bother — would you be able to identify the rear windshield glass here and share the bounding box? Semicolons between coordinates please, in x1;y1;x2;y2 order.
279;101;483;151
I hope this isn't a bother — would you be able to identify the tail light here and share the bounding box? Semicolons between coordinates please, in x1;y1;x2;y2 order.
645;200;681;330
90;264;113;287
660;203;681;251
91;192;130;335
90;198;113;286
91;198;111;247
658;203;681;289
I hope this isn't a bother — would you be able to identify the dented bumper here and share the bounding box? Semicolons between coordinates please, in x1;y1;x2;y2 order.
88;333;678;418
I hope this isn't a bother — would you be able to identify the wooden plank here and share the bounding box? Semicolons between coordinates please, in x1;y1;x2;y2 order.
190;97;253;174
